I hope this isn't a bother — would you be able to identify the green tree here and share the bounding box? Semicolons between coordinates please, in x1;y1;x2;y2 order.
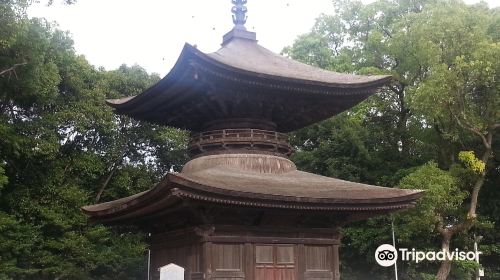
0;1;188;278
286;0;499;279
409;3;499;278
398;162;471;279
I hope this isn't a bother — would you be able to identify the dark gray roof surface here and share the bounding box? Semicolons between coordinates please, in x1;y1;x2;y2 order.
176;154;422;203
82;154;423;222
104;40;391;132
207;38;390;86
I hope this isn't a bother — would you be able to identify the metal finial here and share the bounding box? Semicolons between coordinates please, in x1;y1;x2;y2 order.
231;0;248;26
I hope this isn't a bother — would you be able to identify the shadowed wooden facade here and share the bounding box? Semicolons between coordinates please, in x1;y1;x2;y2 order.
147;226;341;280
82;2;422;279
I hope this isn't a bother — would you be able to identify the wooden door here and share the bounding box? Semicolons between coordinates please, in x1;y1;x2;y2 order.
211;244;245;279
255;245;296;280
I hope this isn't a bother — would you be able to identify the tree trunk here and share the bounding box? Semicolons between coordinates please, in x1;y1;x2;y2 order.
95;164;119;203
468;147;491;218
434;145;490;280
389;84;410;158
95;150;127;203
436;232;452;280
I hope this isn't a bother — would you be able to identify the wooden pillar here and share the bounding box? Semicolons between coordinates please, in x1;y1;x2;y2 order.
202;241;212;280
297;244;305;280
332;244;340;280
244;242;255;280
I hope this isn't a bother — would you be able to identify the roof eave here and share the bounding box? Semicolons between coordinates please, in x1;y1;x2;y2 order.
104;43;393;111
81;172;424;223
188;43;393;89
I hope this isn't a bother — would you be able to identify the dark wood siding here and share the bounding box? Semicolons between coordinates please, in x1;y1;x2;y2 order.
148;226;341;280
304;245;334;280
255;245;296;280
211;243;245;279
150;242;202;280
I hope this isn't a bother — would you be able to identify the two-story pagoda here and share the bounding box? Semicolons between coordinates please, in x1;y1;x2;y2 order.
83;2;422;279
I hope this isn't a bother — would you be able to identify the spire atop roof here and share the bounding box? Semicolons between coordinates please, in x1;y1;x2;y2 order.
231;0;248;26
223;0;256;45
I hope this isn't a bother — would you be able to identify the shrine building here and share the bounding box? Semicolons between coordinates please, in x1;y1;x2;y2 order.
82;1;422;279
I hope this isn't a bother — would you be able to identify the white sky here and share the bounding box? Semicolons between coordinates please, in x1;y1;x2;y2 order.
28;0;500;76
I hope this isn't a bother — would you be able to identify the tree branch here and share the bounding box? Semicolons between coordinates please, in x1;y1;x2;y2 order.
94;150;127;203
489;123;500;130
379;26;393;39
0;62;27;78
388;83;405;95
449;106;490;149
435;216;447;236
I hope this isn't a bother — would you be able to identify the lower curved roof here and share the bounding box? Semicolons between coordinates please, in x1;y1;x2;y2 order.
82;154;423;223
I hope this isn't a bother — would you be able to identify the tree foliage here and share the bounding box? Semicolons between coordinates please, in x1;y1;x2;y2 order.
1;0;499;279
0;1;187;279
287;0;499;279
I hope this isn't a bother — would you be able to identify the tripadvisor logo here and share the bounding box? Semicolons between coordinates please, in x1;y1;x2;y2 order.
375;244;482;267
375;244;398;267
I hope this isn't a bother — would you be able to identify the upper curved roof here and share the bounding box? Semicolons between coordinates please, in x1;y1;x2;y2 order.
206;38;389;86
105;37;391;132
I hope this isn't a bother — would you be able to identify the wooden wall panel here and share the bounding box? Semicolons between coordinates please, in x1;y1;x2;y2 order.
213;244;242;270
277;246;294;264
297;244;305;280
244;243;255;280
149;227;340;280
254;267;295;280
150;243;203;280
304;245;333;280
255;268;274;280
256;245;273;263
211;243;245;279
332;245;340;280
276;268;296;280
255;244;296;280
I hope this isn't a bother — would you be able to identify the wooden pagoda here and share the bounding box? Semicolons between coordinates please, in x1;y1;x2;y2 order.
83;1;422;279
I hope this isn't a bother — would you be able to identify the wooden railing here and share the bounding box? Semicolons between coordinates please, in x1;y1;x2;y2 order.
188;129;292;157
